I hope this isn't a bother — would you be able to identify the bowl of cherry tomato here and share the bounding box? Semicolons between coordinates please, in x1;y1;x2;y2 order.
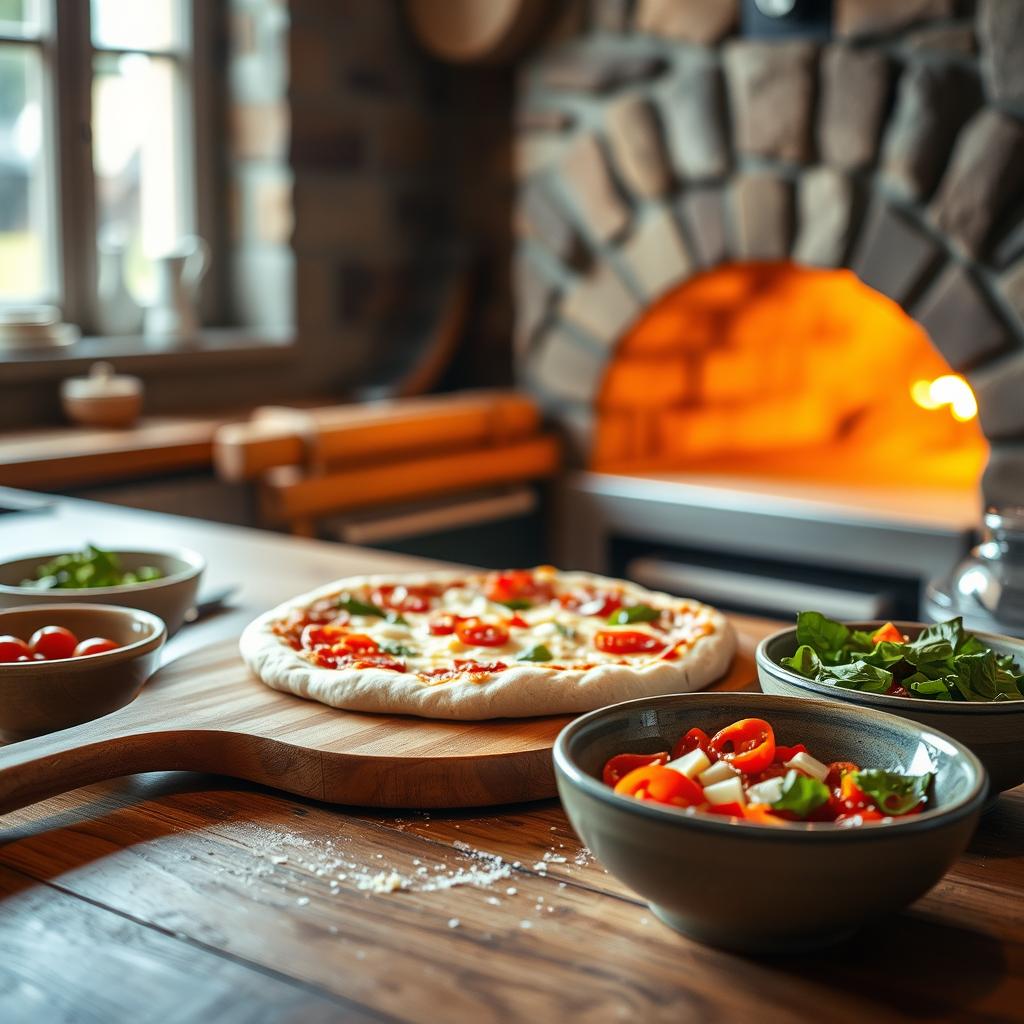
553;692;986;953
0;604;166;740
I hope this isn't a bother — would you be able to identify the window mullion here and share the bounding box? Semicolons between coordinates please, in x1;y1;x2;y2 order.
52;0;98;333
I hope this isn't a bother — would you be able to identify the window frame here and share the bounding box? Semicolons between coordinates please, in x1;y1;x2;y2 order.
3;0;222;335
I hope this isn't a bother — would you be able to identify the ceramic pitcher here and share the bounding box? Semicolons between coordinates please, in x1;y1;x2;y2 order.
144;236;210;341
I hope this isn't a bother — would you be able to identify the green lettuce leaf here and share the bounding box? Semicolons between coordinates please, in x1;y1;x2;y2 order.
853;769;932;816
795;611;850;663
781;644;822;678
771;770;830;819
904;673;954;700
820;660;893;693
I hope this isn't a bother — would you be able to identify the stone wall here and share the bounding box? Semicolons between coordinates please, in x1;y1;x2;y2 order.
514;0;1024;506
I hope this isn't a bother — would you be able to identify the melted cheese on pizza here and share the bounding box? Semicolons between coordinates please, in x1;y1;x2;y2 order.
270;567;719;684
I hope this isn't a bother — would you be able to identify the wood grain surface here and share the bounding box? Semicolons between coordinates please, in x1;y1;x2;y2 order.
1;495;1021;1024
0;622;756;815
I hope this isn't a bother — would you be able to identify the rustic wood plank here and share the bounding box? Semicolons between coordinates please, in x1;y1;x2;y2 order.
0;862;382;1023
2;773;1022;1023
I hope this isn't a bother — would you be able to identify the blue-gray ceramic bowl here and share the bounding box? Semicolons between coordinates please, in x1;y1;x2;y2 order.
756;621;1024;794
553;692;986;954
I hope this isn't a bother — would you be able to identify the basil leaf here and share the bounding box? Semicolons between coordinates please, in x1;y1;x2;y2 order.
781;644;822;678
337;595;386;618
380;642;417;657
517;644;553;663
795;611;850;662
499;598;534;610
554;622;576;640
819;660;893;693
386;611;409;626
853;769;932;816
771;770;829;819
607;604;661;625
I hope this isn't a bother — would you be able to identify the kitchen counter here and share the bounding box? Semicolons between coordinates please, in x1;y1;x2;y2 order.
0;494;1021;1022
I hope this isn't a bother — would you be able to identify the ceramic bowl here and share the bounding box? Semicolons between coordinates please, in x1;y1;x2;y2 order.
0;548;205;635
0;604;165;740
553;692;986;954
756;621;1024;794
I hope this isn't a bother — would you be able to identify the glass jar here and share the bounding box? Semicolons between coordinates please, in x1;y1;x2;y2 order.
925;507;1024;637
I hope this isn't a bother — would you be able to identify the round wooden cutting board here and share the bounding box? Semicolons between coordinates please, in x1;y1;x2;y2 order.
0;635;755;815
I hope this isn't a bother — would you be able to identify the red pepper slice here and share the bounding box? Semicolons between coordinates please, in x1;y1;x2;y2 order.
593;630;666;656
602;751;669;787
613;765;703;807
708;718;776;774
704;801;747;818
670;727;713;761
872;622;905;644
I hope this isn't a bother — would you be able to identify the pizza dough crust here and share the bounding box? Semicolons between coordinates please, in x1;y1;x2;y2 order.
239;571;736;720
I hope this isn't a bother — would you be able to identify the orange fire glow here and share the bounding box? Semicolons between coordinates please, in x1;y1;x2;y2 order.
593;262;988;489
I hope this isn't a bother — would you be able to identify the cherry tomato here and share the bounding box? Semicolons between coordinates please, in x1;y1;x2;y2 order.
73;637;119;658
708;718;776;774
825;761;861;794
774;743;808;763
0;636;31;663
593;630;666;656
872;622;905;644
429;613;462;636
670;727;713;761
371;584;438;614
602;751;669;787
29;625;79;660
484;570;553;608
455;617;510;648
613;765;702;807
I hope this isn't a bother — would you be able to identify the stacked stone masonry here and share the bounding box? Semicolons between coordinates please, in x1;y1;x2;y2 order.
515;0;1024;505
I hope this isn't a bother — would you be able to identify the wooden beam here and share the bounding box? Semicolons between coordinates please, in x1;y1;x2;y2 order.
260;434;561;524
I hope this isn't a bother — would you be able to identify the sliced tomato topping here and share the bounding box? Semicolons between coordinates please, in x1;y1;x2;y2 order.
670;727;713;761
613;765;702;807
507;614;529;629
774;743;808;763
593;630;666;656
708;718;776;774
333;633;380;656
301;623;351;650
602;751;669;787
429;613;463;636
455;617;510;648
314;651;405;671
484;569;553;608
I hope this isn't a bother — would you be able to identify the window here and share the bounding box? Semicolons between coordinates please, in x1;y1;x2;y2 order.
0;0;210;333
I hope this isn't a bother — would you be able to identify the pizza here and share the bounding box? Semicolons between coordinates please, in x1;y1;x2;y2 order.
239;567;736;720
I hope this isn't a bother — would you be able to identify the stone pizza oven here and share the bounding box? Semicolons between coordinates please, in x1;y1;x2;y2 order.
513;0;1024;506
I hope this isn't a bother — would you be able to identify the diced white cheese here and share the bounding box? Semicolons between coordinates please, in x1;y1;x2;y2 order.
372;623;412;640
665;748;711;780
746;776;785;806
785;751;829;782
532;622;558;637
698;760;739;787
702;776;746;807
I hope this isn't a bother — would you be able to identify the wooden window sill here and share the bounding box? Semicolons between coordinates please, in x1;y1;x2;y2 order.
0;328;296;382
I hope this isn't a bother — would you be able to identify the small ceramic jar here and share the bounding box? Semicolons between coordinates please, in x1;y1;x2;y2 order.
61;362;143;428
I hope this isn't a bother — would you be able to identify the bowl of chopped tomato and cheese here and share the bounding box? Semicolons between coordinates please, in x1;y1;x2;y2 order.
553;692;987;953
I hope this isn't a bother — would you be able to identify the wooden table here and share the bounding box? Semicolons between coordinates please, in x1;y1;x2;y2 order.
0;495;1021;1023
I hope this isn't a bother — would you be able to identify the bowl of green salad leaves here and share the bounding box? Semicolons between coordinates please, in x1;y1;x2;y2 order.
0;544;205;635
757;612;1024;794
